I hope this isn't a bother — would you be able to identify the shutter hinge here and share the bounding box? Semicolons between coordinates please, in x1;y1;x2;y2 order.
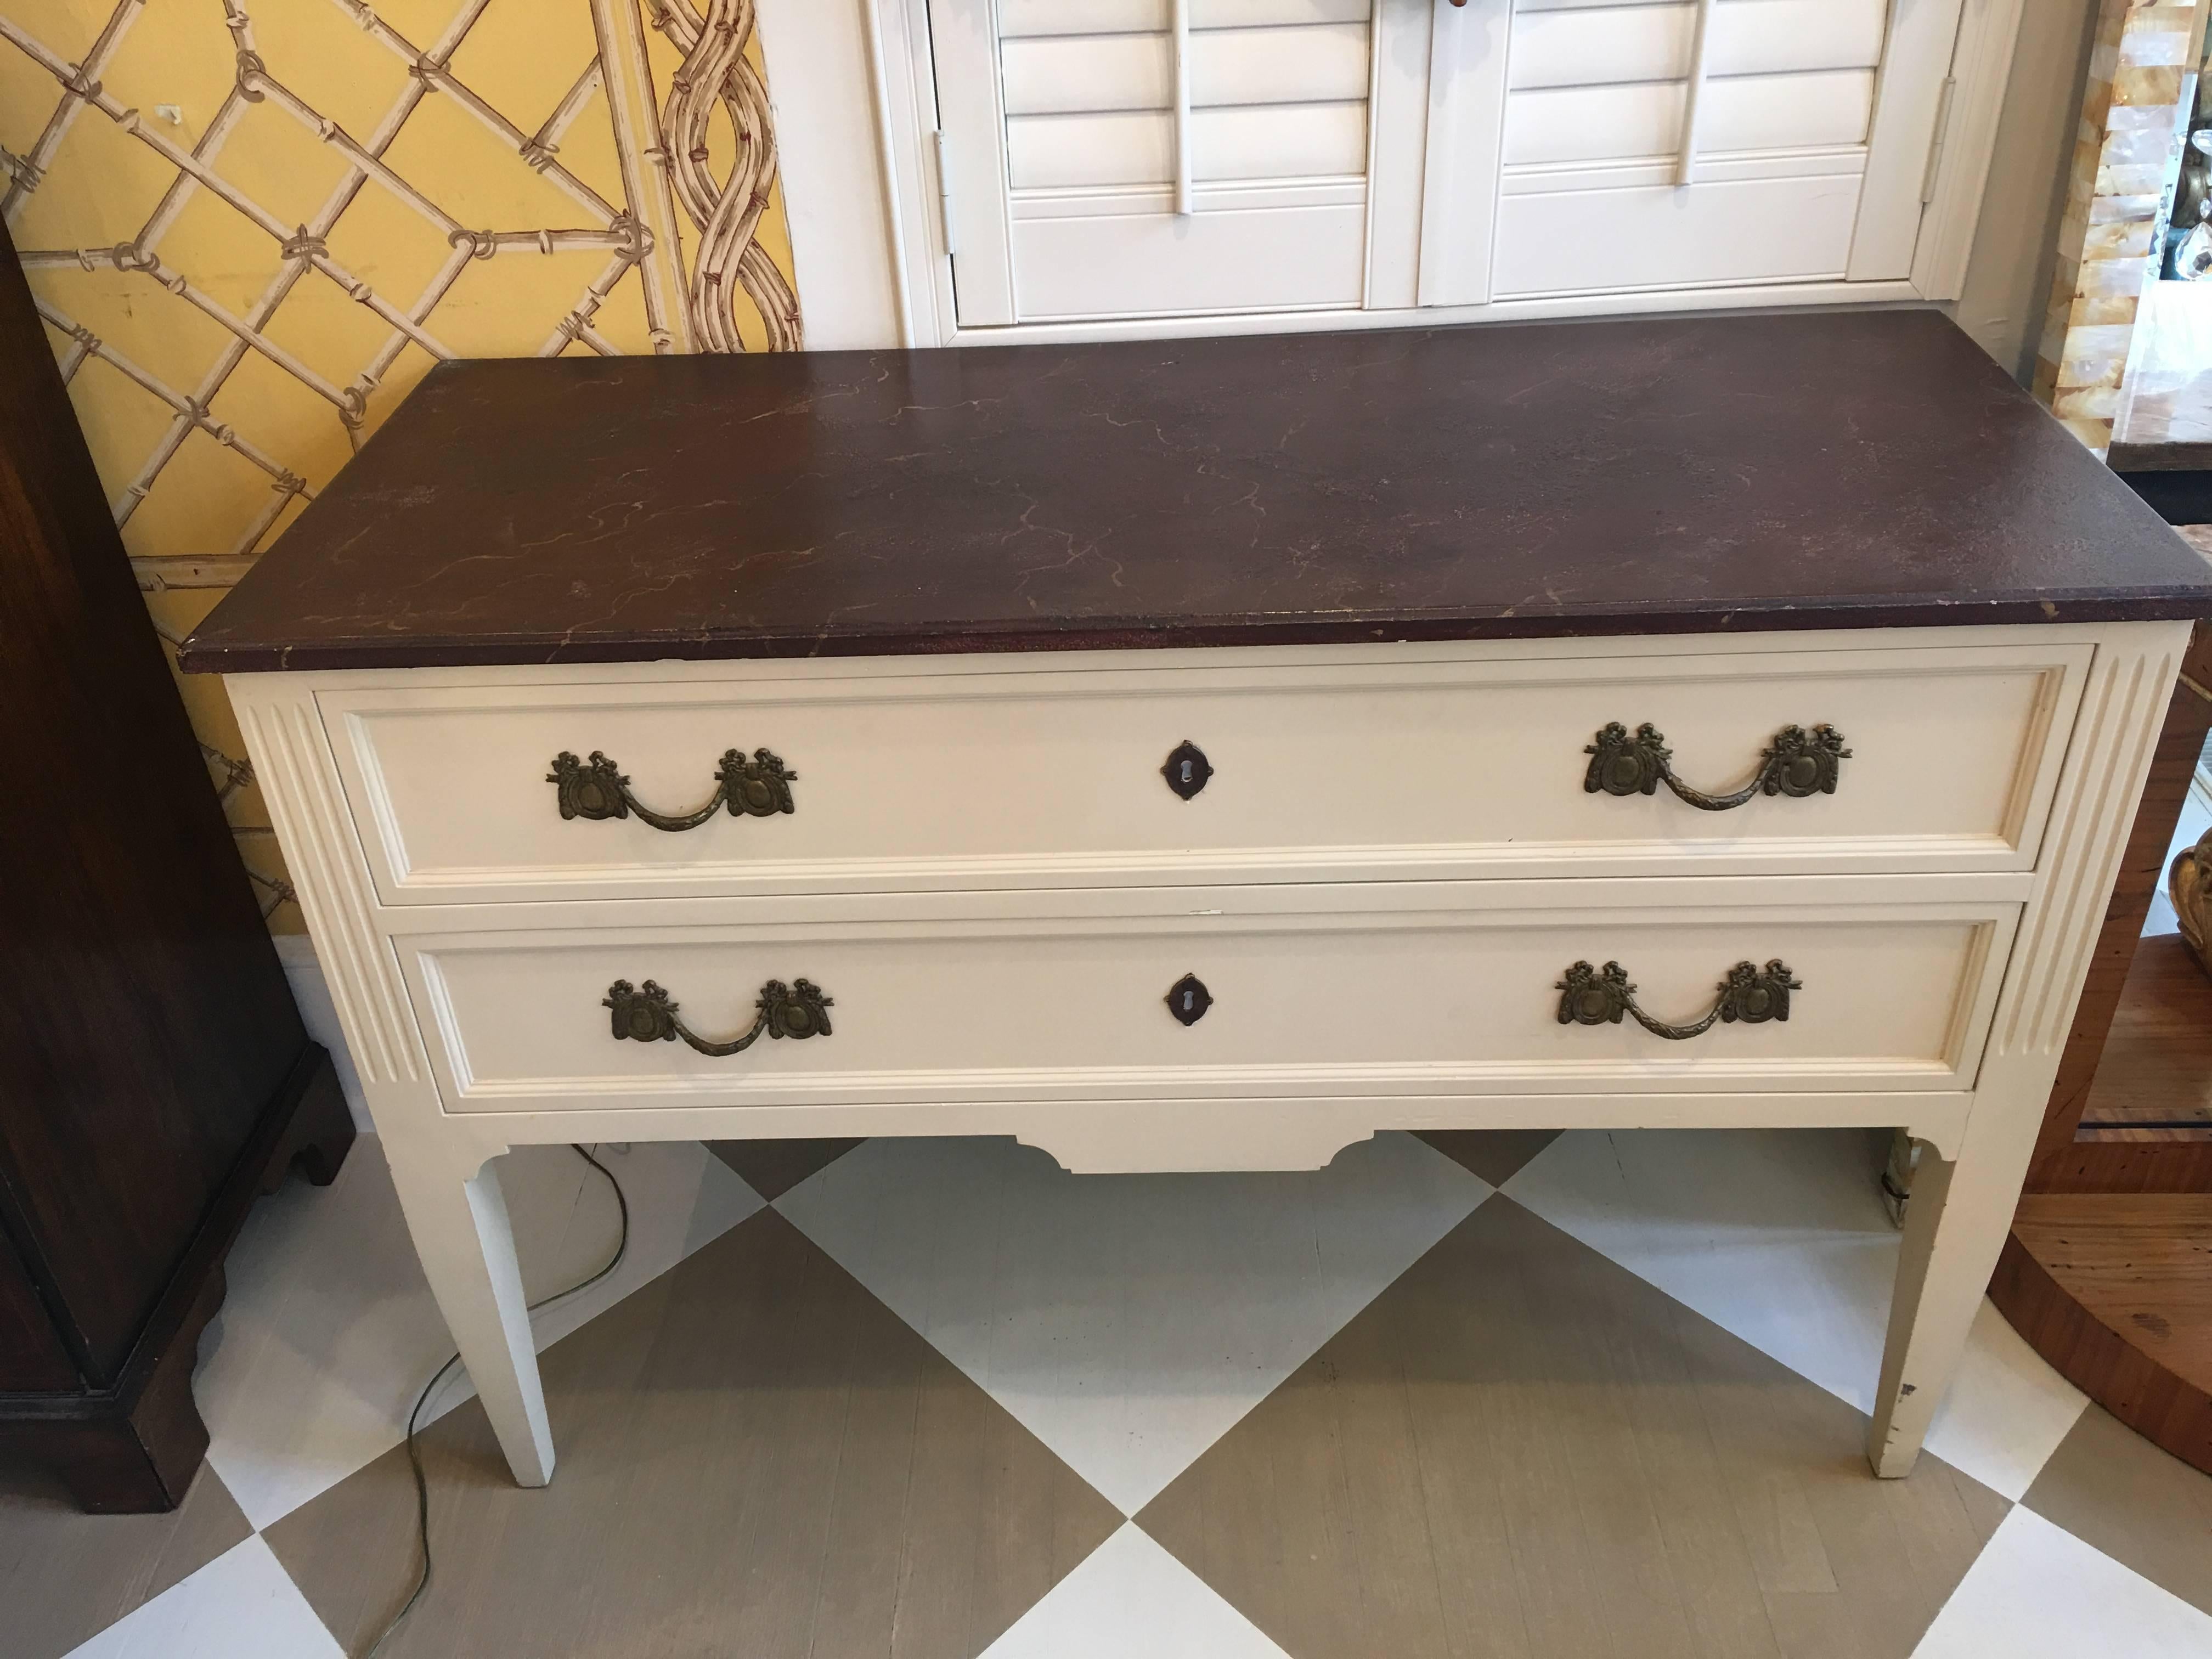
1922;77;1958;206
933;129;957;258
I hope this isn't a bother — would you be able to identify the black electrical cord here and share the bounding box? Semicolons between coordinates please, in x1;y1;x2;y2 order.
362;1143;630;1659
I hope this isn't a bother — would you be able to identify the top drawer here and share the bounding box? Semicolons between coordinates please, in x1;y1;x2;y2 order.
319;639;2089;905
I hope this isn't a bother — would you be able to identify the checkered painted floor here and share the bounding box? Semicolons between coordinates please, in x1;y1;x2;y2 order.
7;1128;2210;1659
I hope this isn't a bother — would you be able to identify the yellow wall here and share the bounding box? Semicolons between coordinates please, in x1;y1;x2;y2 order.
0;0;800;930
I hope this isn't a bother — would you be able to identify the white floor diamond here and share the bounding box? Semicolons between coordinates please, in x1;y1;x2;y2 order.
61;1537;342;1659
980;1524;1293;1659
1504;1127;2089;1500
776;1130;1488;1515
1910;1507;2212;1658
195;1135;759;1528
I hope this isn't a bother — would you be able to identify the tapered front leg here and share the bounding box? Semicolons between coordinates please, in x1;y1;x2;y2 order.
383;1140;555;1488
1867;1136;2020;1479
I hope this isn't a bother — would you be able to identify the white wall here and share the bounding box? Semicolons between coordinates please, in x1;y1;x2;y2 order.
758;0;906;350
1948;0;2101;382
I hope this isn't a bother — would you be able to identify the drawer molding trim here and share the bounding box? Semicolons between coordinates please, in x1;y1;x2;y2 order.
319;639;2092;905
234;689;424;1086
1998;641;2175;1059
399;900;2016;1112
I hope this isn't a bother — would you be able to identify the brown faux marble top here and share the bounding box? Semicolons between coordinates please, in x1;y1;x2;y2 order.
178;310;2212;674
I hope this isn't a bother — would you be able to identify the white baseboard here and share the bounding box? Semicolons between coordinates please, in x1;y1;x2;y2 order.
273;934;372;1132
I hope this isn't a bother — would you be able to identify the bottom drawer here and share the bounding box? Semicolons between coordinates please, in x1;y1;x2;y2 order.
403;890;2017;1111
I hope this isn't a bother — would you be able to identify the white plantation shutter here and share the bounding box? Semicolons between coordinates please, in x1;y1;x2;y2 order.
1423;0;1967;305
934;0;1378;324
929;0;1970;326
1504;0;1888;160
1483;0;1904;298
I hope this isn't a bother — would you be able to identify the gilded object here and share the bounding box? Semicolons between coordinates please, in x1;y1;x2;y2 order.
2171;828;2212;968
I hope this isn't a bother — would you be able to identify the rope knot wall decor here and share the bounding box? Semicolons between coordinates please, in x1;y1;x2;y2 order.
1;143;41;193
658;0;801;353
607;211;650;260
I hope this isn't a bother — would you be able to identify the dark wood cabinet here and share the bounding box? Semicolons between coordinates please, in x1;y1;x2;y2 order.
0;219;352;1511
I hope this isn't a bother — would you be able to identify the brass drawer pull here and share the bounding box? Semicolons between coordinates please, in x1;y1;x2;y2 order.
1584;723;1849;810
1556;958;1801;1041
549;748;796;832
603;977;832;1057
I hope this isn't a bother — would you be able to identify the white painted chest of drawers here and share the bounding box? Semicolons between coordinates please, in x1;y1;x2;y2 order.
184;315;2212;1494
224;619;2183;1492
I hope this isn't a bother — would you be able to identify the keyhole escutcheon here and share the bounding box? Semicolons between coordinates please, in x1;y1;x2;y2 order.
1166;973;1212;1026
1163;740;1213;800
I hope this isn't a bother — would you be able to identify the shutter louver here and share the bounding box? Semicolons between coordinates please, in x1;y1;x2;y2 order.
1492;0;1893;298
980;0;1376;321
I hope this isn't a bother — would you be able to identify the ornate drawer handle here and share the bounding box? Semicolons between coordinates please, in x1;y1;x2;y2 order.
1583;723;1849;810
549;748;796;832
1556;958;1802;1041
603;977;832;1057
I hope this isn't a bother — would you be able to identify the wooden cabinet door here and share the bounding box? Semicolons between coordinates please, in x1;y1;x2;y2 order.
1424;0;1970;306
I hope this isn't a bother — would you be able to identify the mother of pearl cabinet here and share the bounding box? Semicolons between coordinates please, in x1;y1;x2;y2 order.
912;0;2018;334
